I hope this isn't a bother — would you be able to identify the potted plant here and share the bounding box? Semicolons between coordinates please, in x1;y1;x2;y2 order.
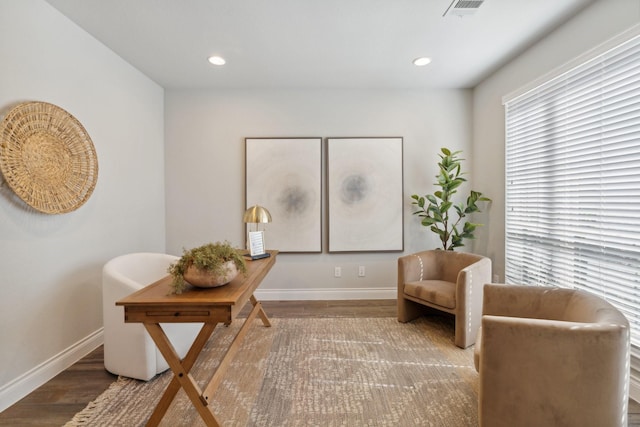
168;241;247;294
411;147;491;251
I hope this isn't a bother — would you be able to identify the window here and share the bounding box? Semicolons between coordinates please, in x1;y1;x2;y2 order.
504;34;640;356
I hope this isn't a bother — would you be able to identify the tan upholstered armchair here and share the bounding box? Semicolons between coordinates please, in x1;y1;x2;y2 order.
397;250;492;348
475;284;630;427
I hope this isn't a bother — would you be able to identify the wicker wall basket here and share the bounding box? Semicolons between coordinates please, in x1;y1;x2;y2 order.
0;101;98;214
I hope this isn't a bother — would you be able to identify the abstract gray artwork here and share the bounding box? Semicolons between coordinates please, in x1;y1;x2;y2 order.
327;137;403;252
246;138;322;252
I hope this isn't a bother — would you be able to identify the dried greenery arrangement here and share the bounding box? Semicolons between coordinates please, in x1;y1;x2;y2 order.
168;241;247;294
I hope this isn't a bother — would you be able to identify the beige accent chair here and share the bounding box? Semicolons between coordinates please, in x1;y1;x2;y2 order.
397;250;492;348
475;284;630;427
103;253;202;380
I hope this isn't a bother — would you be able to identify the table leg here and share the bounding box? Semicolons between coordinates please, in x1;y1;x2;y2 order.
140;296;271;426
145;322;218;426
202;298;270;402
144;323;221;427
250;294;271;327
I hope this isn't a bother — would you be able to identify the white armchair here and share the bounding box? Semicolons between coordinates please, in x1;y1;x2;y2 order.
102;252;202;380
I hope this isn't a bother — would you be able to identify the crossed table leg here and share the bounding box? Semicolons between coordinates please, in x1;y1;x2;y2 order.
142;295;271;427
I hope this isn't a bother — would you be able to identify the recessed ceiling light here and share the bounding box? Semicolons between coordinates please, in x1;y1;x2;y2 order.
208;56;226;66
413;57;432;67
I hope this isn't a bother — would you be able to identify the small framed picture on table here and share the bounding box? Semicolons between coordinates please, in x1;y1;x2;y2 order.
248;231;270;260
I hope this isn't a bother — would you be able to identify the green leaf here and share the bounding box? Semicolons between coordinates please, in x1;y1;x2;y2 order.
448;179;463;191
466;206;479;215
464;222;482;232
450;235;464;249
430;225;445;237
439;166;451;181
422;217;437;226
453;163;461;178
441;147;451;156
463;222;477;233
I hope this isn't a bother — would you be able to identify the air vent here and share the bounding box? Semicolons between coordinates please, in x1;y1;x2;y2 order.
443;0;485;17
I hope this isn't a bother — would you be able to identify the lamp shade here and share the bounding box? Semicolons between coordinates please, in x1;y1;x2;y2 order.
243;205;272;223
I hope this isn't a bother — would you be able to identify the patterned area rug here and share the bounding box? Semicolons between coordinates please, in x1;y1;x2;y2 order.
65;317;478;426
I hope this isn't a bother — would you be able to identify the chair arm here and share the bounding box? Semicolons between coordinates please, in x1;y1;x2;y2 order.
454;257;492;347
479;314;629;427
456;257;492;298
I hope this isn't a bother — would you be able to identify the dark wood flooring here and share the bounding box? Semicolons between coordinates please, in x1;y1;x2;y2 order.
1;300;639;426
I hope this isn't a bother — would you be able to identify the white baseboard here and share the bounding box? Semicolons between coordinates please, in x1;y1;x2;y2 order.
254;287;396;301
0;328;104;412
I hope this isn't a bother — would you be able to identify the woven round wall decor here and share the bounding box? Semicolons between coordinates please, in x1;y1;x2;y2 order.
0;101;98;214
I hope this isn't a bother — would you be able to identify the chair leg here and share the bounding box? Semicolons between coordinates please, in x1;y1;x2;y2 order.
454;315;478;349
398;297;428;323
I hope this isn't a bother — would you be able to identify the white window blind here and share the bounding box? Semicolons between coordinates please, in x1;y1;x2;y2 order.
505;34;640;352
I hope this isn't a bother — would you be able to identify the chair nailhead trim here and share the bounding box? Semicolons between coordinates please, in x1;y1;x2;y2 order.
413;254;424;281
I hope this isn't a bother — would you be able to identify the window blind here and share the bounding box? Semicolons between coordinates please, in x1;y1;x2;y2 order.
504;34;640;352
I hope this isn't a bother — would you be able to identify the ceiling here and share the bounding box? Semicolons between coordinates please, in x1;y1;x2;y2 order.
45;0;595;90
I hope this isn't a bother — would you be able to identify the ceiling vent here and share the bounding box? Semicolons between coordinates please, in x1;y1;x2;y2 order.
443;0;485;17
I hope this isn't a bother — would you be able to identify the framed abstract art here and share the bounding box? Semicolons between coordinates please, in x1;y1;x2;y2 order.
327;137;403;252
245;137;322;252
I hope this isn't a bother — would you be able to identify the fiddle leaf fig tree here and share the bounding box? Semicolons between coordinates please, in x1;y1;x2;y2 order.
411;147;491;251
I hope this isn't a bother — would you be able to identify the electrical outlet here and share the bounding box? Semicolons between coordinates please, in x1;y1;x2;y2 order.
358;266;365;277
334;266;342;278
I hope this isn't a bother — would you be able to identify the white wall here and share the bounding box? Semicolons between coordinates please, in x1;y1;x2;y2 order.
471;0;640;282
0;0;166;410
165;88;476;299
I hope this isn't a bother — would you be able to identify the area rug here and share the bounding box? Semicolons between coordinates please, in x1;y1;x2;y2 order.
65;317;478;426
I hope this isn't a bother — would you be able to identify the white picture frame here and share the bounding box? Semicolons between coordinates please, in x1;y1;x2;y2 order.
248;231;266;257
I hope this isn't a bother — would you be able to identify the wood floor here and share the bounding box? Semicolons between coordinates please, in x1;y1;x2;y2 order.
1;300;639;426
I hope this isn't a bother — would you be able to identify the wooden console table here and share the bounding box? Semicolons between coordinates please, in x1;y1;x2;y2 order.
116;250;277;427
